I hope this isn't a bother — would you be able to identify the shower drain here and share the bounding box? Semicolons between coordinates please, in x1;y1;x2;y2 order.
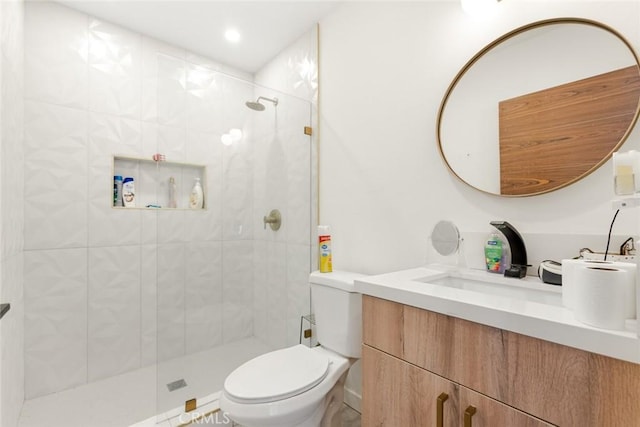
166;379;187;392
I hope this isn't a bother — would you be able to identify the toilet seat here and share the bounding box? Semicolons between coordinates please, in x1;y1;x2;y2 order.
223;345;330;404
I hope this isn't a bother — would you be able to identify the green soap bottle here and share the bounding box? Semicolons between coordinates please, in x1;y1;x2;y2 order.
485;232;505;273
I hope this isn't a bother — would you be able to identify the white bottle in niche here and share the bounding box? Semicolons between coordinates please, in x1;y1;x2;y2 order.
189;177;204;209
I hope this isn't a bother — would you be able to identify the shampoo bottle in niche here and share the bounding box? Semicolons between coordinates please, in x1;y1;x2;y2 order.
485;231;509;273
318;225;332;273
113;175;123;207
189;177;204;209
122;177;135;207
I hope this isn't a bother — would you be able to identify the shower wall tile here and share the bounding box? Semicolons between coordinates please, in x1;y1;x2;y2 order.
266;241;287;350
252;240;268;343
24;248;88;399
223;139;254;241
88;18;142;119
1;0;24;424
287;244;311;347
286;129;312;246
140;244;157;367
1;253;24;427
186;64;223;133
24;1;89;108
141;36;186;123
142;122;187;163
157;243;185;362
185;241;223;354
88;113;142;247
88;246;141;381
24;101;88;250
157;54;187;128
222;241;253;343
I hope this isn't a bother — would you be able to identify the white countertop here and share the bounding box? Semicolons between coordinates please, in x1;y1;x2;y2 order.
355;265;640;364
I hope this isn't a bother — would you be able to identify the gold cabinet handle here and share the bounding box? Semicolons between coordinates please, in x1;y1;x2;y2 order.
436;392;449;427
464;405;477;427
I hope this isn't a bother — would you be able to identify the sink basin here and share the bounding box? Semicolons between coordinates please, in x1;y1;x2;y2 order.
414;268;563;307
422;275;562;306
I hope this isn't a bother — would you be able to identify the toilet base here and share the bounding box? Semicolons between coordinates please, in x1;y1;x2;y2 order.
319;370;348;427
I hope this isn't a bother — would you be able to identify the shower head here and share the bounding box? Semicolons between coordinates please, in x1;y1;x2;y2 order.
245;96;278;111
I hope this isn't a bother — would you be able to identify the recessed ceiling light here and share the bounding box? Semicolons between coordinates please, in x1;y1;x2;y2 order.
225;28;241;43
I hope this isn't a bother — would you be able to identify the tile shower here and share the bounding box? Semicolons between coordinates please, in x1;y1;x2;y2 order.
21;1;317;422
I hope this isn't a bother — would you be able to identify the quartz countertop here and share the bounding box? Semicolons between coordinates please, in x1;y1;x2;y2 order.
355;265;640;364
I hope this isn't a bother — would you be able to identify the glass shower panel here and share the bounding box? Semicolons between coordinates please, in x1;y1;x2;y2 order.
154;53;313;421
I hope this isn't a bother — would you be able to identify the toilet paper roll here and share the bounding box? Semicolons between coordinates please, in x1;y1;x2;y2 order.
561;259;636;317
573;266;634;330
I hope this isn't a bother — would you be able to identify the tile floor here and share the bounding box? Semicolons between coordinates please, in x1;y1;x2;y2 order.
18;337;362;427
18;338;270;427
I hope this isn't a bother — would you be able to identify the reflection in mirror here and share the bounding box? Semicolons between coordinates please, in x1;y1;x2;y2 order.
437;18;640;196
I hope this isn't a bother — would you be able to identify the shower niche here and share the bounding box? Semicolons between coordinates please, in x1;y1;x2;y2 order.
112;155;207;210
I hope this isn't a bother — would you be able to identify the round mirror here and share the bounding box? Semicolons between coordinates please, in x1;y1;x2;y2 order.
431;220;461;256
437;18;640;197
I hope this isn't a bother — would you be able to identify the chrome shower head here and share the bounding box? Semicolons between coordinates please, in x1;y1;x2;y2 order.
245;96;278;111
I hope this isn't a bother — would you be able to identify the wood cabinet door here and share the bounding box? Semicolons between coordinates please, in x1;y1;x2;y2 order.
458;385;553;427
362;345;458;427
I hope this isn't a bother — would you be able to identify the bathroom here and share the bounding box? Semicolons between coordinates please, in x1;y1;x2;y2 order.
1;0;640;426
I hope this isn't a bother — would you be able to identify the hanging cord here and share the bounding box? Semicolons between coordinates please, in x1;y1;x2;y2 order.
604;209;620;261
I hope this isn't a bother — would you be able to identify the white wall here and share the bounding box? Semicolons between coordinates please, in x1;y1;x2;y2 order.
318;1;640;410
319;0;640;276
0;1;25;425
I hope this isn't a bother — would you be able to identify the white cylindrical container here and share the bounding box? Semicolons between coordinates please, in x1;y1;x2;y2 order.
122;177;135;207
189;177;204;209
573;266;633;330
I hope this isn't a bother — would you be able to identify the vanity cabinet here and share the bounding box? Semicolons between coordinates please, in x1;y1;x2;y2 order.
362;295;640;426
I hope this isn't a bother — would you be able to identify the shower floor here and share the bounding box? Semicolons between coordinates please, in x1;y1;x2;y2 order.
18;338;271;427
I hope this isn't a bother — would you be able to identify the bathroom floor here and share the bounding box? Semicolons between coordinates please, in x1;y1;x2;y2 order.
18;338;270;427
18;337;362;427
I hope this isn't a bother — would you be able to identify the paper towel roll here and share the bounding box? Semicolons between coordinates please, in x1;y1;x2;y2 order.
573;266;634;330
561;259;636;317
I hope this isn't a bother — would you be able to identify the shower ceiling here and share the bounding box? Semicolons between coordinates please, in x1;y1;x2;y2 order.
55;0;341;73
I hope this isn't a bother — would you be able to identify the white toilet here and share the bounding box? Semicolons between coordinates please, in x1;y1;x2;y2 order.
219;271;364;427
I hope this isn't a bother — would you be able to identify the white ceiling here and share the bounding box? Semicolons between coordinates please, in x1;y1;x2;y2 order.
55;0;342;73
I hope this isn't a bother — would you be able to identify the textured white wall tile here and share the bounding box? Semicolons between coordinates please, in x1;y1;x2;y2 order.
157;54;187;128
88;18;142;119
286;243;311;347
252;240;268;343
88;246;141;382
222;241;253;342
88;113;142;247
1;0;25;424
24;101;88;250
140;244;157;367
266;241;287;350
156;243;185;361
141;37;185;123
186;64;223;133
185;241;222;354
0;254;25;427
222;138;254;241
24;248;88;398
24;1;88;108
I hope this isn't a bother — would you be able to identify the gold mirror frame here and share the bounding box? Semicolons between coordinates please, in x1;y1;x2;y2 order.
436;17;640;197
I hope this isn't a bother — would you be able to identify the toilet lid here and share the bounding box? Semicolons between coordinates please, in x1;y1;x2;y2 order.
223;345;330;404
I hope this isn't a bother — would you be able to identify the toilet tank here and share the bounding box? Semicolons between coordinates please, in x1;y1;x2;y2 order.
310;271;364;358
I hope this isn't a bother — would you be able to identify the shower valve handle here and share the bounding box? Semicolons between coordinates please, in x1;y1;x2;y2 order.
263;209;282;231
